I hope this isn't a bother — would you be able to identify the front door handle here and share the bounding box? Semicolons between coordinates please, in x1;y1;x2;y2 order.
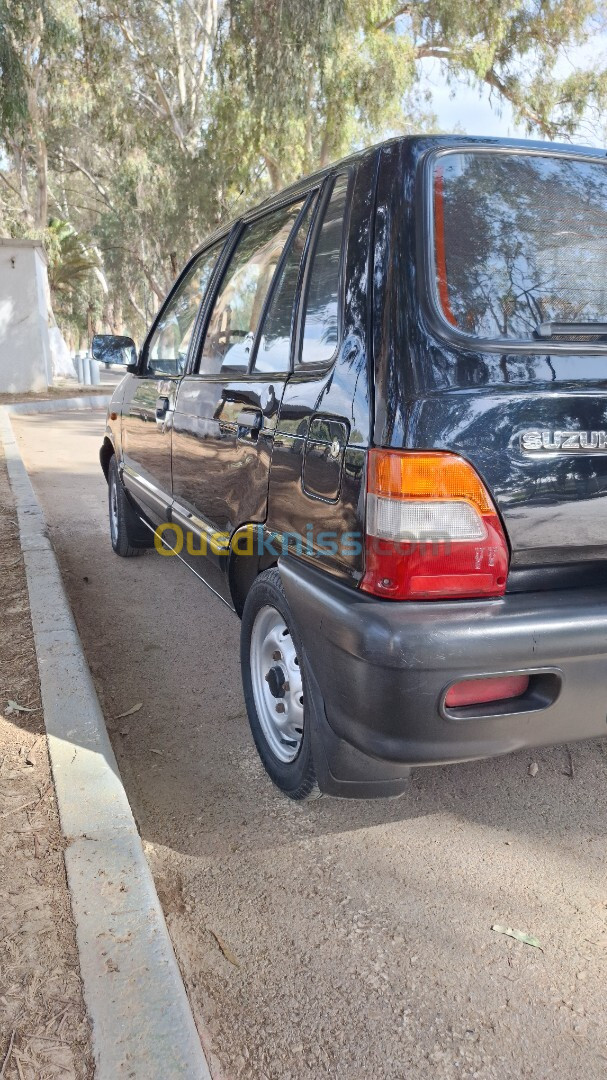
156;396;170;418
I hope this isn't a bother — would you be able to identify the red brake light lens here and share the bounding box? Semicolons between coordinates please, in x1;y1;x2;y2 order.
360;450;509;601
444;675;529;709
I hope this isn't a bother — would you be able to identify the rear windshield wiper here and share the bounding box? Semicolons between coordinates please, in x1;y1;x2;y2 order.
535;321;607;339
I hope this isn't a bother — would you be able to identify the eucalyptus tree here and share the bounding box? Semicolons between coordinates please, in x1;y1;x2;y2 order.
2;0;607;343
220;0;607;184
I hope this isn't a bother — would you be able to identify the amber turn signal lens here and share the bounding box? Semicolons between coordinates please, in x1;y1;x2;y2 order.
366;450;494;516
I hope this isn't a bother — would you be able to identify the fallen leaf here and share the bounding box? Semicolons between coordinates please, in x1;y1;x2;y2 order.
208;928;239;967
5;700;41;716
113;703;142;720
491;924;543;950
528;761;539;777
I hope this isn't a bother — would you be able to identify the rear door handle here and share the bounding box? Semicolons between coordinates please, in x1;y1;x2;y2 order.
236;408;263;440
156;396;170;418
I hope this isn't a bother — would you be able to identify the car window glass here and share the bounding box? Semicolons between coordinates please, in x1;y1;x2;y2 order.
253;198;316;374
199;201;304;375
300;173;349;365
433;152;607;341
147;243;222;377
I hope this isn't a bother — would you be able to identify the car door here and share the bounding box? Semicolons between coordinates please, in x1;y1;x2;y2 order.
170;194;318;599
121;241;224;524
266;165;374;585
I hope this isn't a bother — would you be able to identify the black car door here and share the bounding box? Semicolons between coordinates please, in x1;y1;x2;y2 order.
266;164;374;587
170;194;319;600
121;241;224;525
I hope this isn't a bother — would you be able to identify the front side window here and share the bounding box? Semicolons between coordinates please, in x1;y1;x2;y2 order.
147;242;222;376
300;173;349;365
199;201;304;375
432;151;607;343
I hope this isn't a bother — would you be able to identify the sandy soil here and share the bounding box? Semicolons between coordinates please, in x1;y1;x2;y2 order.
0;387;109;406
0;367;123;406
0;442;93;1079
12;409;607;1080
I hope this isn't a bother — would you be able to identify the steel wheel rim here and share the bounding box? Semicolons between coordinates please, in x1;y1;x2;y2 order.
109;473;119;546
250;606;304;763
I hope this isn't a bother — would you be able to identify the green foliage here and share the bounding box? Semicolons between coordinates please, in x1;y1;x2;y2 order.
0;0;73;132
1;0;607;343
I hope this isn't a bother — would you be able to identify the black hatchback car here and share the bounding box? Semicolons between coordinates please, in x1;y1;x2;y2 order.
97;134;607;799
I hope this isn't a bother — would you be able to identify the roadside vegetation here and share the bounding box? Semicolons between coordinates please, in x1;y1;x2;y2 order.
1;0;607;347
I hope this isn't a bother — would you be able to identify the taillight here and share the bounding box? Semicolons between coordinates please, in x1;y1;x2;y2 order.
360;450;509;601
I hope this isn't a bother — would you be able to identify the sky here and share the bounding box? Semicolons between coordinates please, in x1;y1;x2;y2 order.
420;58;528;139
417;38;607;149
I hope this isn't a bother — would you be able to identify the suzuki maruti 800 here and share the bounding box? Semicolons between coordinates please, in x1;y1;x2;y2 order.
97;135;607;799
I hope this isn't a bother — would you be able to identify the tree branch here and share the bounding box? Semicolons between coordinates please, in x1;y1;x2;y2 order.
60;154;120;215
414;44;560;136
127;289;146;322
0;171;22;199
376;5;412;32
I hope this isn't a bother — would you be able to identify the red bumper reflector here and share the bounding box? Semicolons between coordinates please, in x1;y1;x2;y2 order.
445;674;530;708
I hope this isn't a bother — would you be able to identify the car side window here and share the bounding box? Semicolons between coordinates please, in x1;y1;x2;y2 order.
253;197;316;374
146;242;222;377
199;201;304;375
300;173;349;366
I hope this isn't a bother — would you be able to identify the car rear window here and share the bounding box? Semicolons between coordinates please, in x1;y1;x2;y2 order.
431;151;607;343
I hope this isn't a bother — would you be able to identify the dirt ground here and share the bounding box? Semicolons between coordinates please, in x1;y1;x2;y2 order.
0;442;93;1079
0;366;123;407
0;387;109;407
12;409;607;1080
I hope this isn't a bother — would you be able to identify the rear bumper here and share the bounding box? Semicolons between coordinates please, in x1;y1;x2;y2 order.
279;556;607;798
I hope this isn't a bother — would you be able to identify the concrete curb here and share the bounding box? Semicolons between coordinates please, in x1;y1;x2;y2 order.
6;394;112;415
0;406;211;1080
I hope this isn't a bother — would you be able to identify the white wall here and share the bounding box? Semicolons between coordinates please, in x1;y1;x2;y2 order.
0;239;52;394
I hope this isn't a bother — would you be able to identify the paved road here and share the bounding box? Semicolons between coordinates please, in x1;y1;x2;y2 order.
13;408;607;1080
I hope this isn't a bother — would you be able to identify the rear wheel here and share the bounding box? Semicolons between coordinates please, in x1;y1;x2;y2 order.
108;455;146;557
241;568;319;800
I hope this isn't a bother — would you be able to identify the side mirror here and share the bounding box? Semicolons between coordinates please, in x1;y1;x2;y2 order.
91;334;138;371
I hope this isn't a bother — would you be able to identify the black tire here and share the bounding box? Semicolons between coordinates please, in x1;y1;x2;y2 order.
108;455;147;557
240;567;320;800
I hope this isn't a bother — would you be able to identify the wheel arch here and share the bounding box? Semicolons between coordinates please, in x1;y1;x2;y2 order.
228;524;279;617
100;435;115;481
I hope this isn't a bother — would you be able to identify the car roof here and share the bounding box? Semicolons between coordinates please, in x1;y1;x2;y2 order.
193;132;606;255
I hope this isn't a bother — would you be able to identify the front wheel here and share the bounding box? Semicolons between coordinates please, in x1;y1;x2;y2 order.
240;568;319;800
108;455;146;557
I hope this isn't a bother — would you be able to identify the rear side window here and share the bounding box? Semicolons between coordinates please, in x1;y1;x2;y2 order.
300;173;349;365
432;151;607;343
146;242;222;377
253;198;316;374
199;200;304;375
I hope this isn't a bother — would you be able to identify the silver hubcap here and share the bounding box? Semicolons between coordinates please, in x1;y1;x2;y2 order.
250;606;304;763
109;474;119;545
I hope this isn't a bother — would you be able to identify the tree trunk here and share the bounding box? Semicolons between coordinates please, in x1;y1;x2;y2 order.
319;132;331;169
113;297;124;335
35;132;48;228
